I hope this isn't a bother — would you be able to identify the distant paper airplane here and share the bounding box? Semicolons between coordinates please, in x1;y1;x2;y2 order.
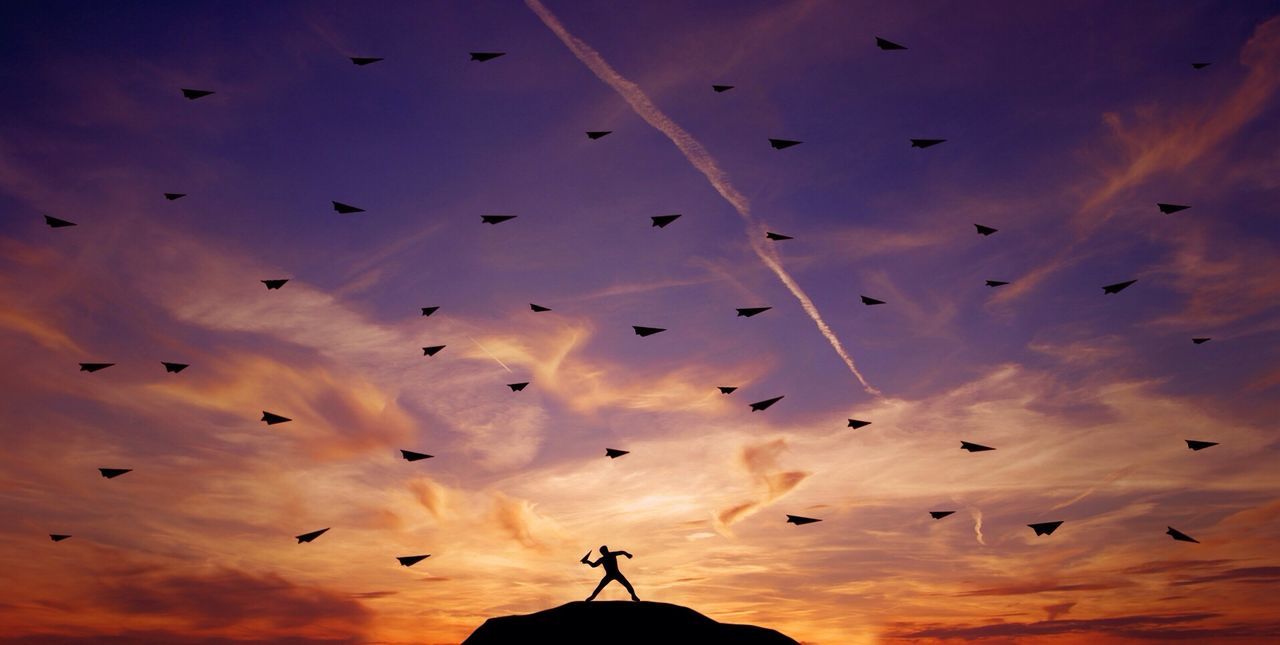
847;419;871;429
397;554;430;566
422;345;445;357
79;363;114;373
586;131;612;140
736;307;772;317
351;57;384;66
749;396;784;412
1185;440;1218;451
296;528;329;543
718;386;737;394
99;468;131;479
875;37;907;50
163;193;186;201
181;88;214;100
332;201;365;214
910;139;946;148
1028;521;1064;536
470;52;506;62
712;85;734;92
769;138;802;150
786;515;822;525
421;306;439;317
929;511;955;520
632;326;666;337
400;450;433;462
161;362;189;373
530;303;551;312
974;224;998;236
985;280;1010;287
1191;62;1212;69
50;534;72;542
960;441;995;452
1191;338;1211;344
651;214;681;228
1167;527;1199;543
262;279;289;290
1157;203;1190;214
44;215;76;228
1102;280;1137;294
261;411;292;425
605;448;629;459
765;232;793;241
860;295;885;306
508;382;529;392
481;215;516;224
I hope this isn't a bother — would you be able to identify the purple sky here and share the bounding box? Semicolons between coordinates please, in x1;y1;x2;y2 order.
1;1;1278;643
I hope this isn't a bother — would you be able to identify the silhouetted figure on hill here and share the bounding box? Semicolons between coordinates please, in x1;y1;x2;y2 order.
581;545;640;601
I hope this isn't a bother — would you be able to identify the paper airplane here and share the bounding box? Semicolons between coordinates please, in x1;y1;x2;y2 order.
481;215;516;224
632;326;666;337
1185;440;1218;451
586;131;612;140
508;382;529;392
1157;203;1190;214
79;363;115;373
161;362;189;373
651;214;681;228
769;138;802;150
749;396;784;412
718;386;737;394
1191;62;1212;69
1191;338;1210;344
605;448;629;459
262;279;289;290
44;215;77;228
765;232;793;241
296;528;329;543
351;57;384;66
1028;521;1063;536
1166;527;1199;543
875;37;907;50
261;411;292;425
786;515;822;525
530;303;552;312
847;419;871;429
985;280;1010;287
960;441;995;452
974;224;998;236
470;52;506;62
332;201;365;214
861;295;885;306
99;468;131;479
712;85;734;92
181;88;214;100
164;193;186;201
50;534;72;542
736;307;772;317
1102;280;1137;294
400;450;433;462
910;139;946;148
397;554;430;566
422;345;445;357
929;511;955;520
421;306;439;317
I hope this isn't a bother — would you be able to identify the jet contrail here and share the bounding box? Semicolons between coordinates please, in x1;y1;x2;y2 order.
467;334;513;372
525;0;880;397
969;507;986;545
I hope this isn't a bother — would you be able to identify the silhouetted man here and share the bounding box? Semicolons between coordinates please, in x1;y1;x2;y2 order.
581;545;640;601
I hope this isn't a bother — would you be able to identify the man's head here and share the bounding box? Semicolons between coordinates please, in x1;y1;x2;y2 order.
600;545;609;554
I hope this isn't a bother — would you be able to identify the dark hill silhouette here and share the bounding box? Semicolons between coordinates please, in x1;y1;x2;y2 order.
462;600;799;644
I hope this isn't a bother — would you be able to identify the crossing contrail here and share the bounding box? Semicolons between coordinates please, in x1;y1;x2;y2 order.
525;0;881;397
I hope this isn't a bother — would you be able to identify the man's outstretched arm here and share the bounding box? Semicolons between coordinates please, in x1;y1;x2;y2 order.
617;551;633;558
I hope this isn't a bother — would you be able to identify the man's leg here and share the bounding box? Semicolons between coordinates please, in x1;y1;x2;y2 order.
585;574;612;601
616;573;640;601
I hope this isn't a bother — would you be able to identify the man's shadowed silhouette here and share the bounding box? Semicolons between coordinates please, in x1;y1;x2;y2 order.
581;545;640;601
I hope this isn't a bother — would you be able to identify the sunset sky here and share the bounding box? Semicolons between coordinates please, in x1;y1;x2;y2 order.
1;1;1279;643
